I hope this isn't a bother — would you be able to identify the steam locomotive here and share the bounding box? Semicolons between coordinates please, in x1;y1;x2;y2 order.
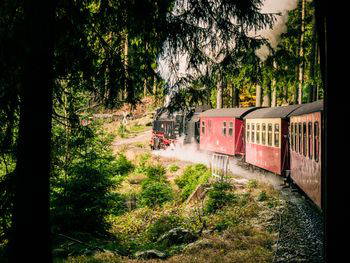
151;100;324;209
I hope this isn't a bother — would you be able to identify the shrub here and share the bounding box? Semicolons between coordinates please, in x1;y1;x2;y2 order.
114;153;134;176
168;164;180;172
139;181;174;207
175;164;211;201
205;182;236;214
50;124;127;234
144;164;166;180
146;215;183;242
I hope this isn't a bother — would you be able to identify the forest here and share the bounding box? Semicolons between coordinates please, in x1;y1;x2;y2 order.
0;0;327;262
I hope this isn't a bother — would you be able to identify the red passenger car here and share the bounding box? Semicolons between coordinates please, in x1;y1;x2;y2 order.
199;108;257;156
289;100;323;208
243;105;301;175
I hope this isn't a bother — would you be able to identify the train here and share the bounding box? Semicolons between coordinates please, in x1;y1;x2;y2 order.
150;100;324;209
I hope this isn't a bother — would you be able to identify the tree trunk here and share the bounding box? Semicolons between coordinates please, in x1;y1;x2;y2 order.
216;78;223;109
232;84;240;108
9;1;54;261
271;61;277;107
120;30;128;101
256;84;262;107
297;0;306;104
294;65;299;104
283;84;289;105
313;42;319;101
262;81;271;107
308;12;317;103
143;77;147;97
153;75;157;103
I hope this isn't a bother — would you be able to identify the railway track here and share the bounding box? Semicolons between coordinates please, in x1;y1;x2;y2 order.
272;188;324;262
152;147;324;262
231;158;324;262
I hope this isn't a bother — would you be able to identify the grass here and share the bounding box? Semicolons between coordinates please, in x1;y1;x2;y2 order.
168;164;180;173
53;151;283;263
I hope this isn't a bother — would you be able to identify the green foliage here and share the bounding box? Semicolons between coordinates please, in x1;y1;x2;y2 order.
214;215;240;232
117;124;128;138
257;191;268;202
175;164;211;201
129;124;147;133
50;124;129;234
247;179;258;189
137;163;173;207
146;214;183;242
0;172;14;244
205;182;236;214
114;153;134;176
139;181;173;207
168;164;179;172
134;153;152;174
143;164;167;182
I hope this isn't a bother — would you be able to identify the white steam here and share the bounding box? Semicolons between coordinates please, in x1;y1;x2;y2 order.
253;0;298;61
152;138;285;189
152;137;211;165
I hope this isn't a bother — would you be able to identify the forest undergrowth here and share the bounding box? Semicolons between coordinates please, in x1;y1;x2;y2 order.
51;117;285;263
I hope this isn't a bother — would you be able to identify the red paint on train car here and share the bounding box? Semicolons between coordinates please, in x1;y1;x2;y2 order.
245;143;281;174
290;112;322;208
199;117;245;156
245;120;290;175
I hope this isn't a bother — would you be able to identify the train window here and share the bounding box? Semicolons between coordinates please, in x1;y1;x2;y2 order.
229;122;233;136
274;124;280;147
298;123;302;154
222;122;227;136
202;121;205;134
268;124;272;146
246;123;250;143
251;124;255;143
256;124;260;144
303;122;307;157
308;122;312;159
314;121;319;162
262;124;266;145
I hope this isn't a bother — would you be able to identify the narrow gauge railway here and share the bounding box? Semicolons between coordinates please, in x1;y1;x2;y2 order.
150;100;324;210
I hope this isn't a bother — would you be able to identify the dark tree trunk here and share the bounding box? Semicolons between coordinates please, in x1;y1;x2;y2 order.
297;0;305;104
107;60;118;108
308;13;317;103
232;84;240;108
8;1;54;262
294;66;299;104
216;78;223;109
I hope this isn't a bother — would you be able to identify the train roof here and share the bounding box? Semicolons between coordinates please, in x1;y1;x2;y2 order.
289;100;324;116
243;104;302;119
199;107;258;118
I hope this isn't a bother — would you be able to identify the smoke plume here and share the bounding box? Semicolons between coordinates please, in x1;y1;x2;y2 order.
152;137;211;165
152;138;285;189
254;0;298;61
